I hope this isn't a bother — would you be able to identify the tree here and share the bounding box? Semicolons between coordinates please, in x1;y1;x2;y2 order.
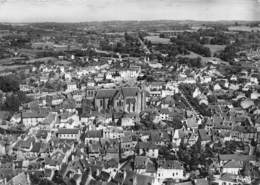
0;75;20;92
53;170;66;185
219;44;239;62
1;91;31;112
2;94;21;112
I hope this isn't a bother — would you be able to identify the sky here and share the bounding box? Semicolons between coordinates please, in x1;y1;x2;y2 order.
0;0;260;22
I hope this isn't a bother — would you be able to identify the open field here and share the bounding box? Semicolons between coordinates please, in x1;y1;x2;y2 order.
0;65;28;72
144;36;171;45
204;44;226;56
26;57;57;64
55;60;72;65
177;50;228;66
229;26;260;32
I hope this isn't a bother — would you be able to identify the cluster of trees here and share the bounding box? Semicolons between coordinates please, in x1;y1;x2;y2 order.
140;111;158;129
3;35;31;48
114;41;142;57
173;94;190;110
171;37;211;57
30;171;69;185
36;51;66;58
218;31;260;62
247;22;260;27
137;75;155;82
0;75;32;112
209;34;230;45
0;75;20;92
178;141;214;173
99;32;143;57
154;43;188;57
177;57;203;68
212;141;245;154
44;80;66;91
30;174;55;185
197;28;231;45
2;91;31;112
218;44;240;62
170;28;231;45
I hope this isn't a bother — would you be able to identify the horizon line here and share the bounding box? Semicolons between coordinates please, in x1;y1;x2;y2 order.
1;19;260;25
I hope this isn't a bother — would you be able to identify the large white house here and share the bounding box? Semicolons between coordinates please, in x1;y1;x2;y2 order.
156;160;185;183
66;82;78;92
57;128;80;141
22;111;48;128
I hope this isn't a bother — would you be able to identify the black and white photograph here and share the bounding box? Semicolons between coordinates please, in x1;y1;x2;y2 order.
0;0;260;185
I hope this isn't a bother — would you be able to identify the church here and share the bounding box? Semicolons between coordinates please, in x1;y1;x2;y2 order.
94;87;146;114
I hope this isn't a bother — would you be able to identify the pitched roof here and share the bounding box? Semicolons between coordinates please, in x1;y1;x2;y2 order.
223;161;243;169
57;128;79;135
84;130;103;138
122;87;139;97
149;131;170;142
96;89;117;99
175;182;193;185
135;174;154;185
198;129;211;141
219;173;238;182
158;160;184;170
22;111;48;118
194;178;209;185
219;154;255;162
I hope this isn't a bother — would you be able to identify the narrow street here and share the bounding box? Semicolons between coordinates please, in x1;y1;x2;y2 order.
178;86;204;120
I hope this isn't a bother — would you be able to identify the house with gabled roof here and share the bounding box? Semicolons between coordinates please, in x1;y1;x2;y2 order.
84;130;103;143
135;142;159;159
57;128;81;141
218;154;255;166
216;173;242;185
156;160;186;183
22;111;48;128
222;161;243;175
66;82;78;92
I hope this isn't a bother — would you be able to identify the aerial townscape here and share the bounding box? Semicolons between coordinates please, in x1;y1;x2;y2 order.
0;20;260;185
